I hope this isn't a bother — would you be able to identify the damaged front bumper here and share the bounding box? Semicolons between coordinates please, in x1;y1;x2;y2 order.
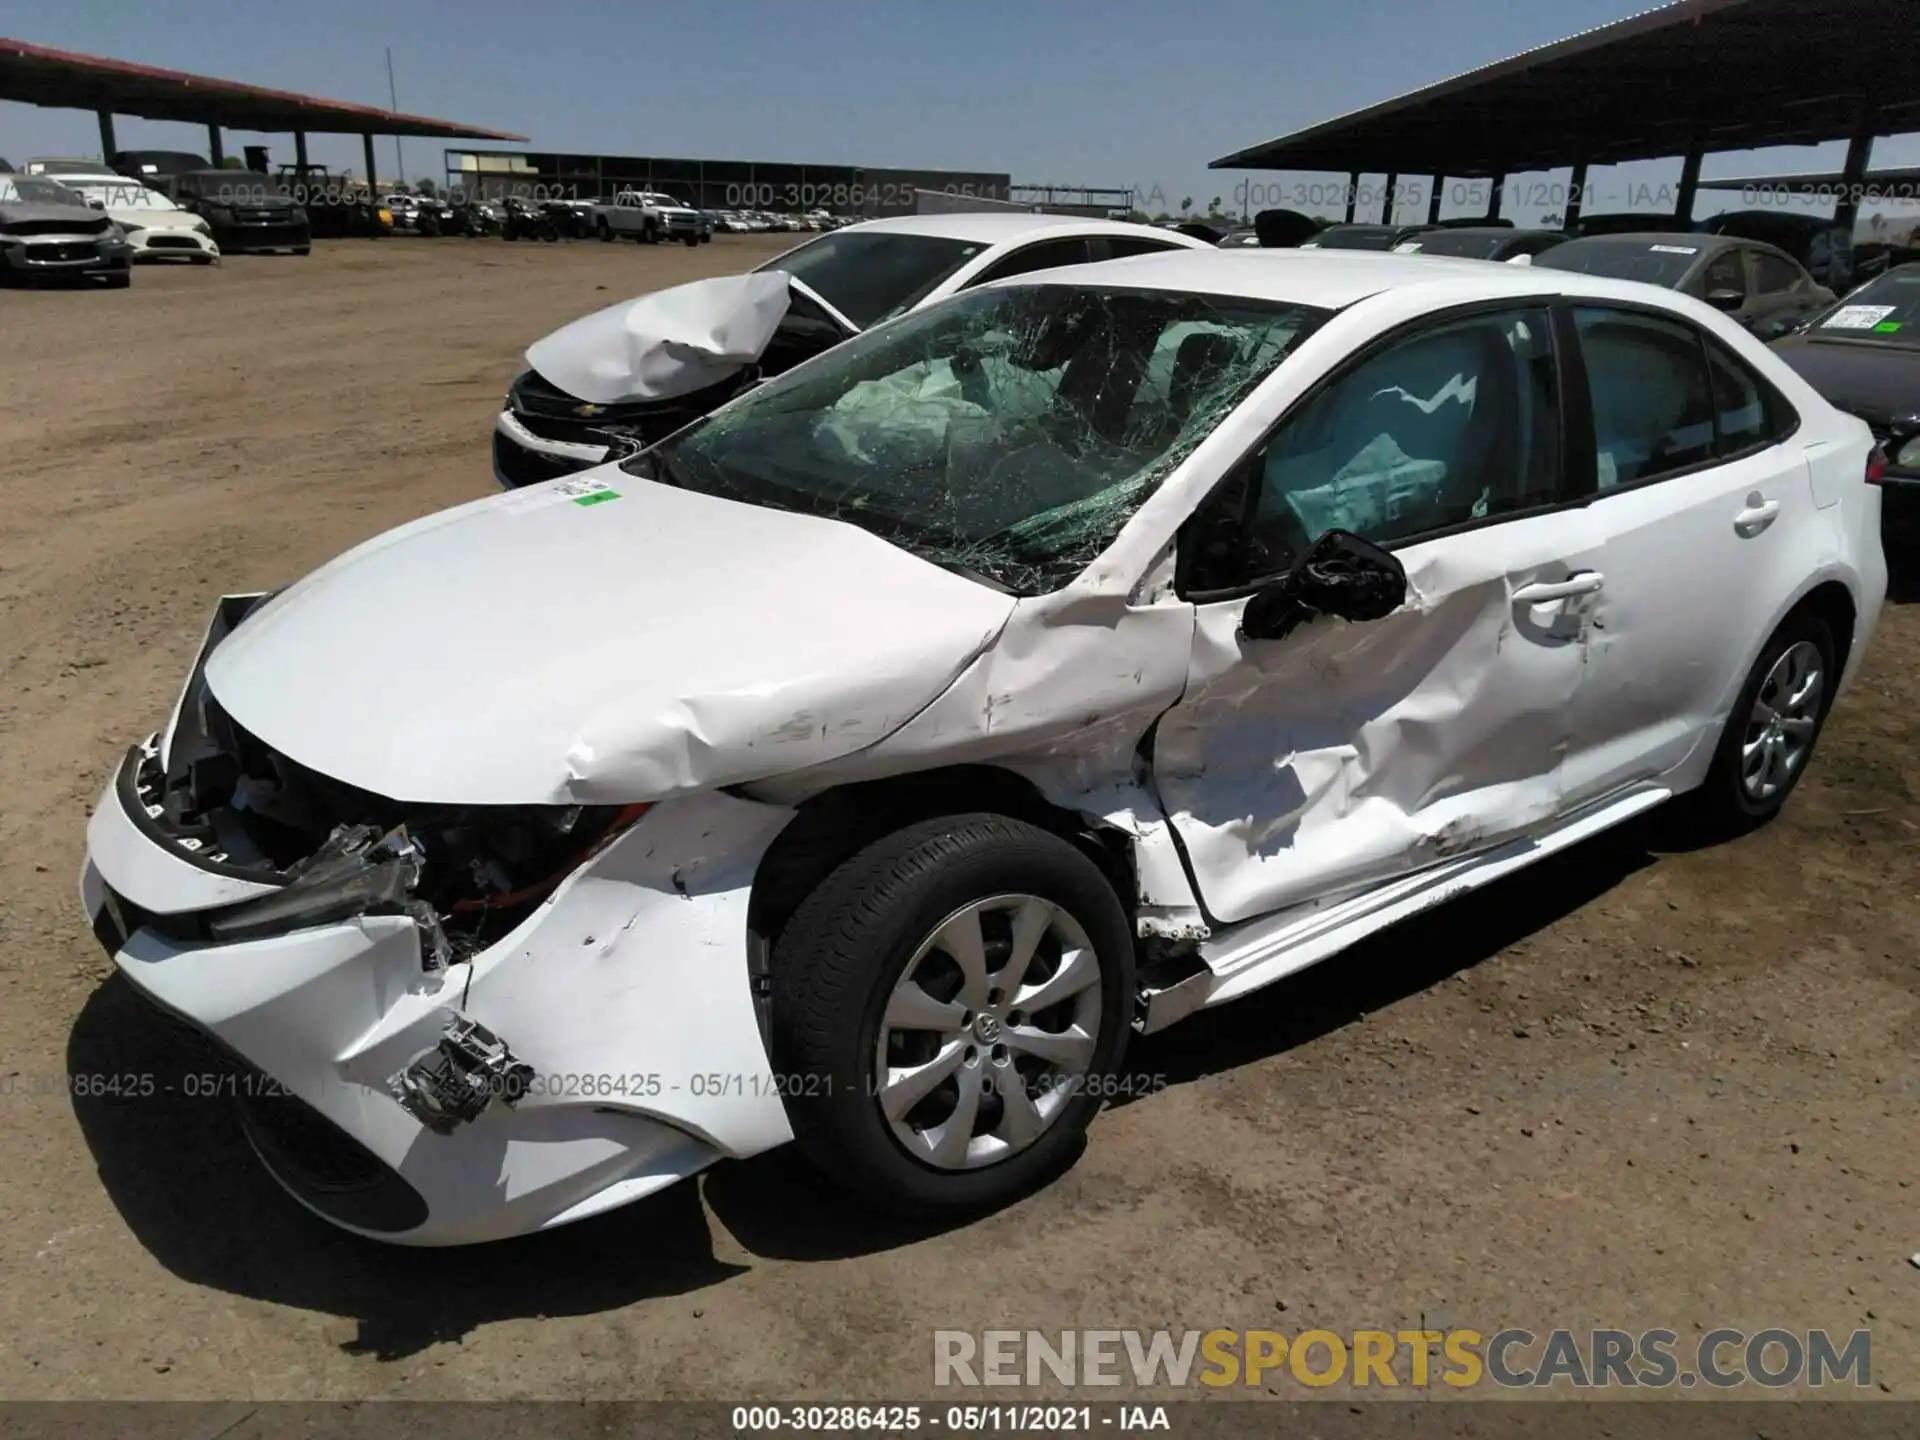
79;600;799;1245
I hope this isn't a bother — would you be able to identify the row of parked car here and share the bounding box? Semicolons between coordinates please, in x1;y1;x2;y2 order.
1208;208;1915;343
0;145;864;285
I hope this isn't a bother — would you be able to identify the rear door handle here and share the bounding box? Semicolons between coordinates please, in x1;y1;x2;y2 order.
1735;496;1781;534
1513;572;1605;603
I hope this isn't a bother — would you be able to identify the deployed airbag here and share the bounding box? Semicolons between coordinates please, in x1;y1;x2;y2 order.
525;271;793;405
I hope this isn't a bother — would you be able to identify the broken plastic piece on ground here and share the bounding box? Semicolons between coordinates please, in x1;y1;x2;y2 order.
387;1013;536;1134
525;271;793;405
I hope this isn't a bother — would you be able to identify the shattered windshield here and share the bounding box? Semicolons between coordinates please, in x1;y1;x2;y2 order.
0;176;86;206
1807;268;1920;346
632;283;1327;594
755;231;985;329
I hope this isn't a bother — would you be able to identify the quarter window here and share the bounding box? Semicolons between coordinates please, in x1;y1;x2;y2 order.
1572;308;1717;487
1240;308;1562;573
1704;338;1794;454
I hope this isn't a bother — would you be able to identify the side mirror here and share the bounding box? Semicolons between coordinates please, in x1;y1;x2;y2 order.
86;196;107;211
1706;288;1744;311
1239;530;1408;643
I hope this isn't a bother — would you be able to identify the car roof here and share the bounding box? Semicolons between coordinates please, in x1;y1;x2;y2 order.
982;246;1759;312
835;212;1210;247
1549;231;1808;268
1423;226;1554;238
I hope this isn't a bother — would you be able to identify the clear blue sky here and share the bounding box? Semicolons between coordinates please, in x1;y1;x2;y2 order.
4;0;1917;228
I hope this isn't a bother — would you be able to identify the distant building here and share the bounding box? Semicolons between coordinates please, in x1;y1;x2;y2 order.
444;148;1010;217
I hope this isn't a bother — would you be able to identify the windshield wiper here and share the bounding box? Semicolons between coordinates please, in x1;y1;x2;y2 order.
639;446;688;489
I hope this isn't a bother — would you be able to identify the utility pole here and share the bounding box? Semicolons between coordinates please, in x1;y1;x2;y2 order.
386;47;405;188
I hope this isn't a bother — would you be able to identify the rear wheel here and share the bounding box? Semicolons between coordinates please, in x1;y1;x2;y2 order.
596;216;612;241
1684;613;1836;831
771;815;1135;1216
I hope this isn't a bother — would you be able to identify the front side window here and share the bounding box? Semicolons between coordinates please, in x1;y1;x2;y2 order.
966;238;1096;286
1232;308;1562;577
638;284;1325;594
1701;248;1747;300
1752;250;1804;294
1573;308;1716;487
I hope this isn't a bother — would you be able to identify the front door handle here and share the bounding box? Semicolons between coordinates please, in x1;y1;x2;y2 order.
1735;496;1781;535
1513;572;1605;603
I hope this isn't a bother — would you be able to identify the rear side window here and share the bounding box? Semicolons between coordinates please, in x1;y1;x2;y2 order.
1573;308;1716;486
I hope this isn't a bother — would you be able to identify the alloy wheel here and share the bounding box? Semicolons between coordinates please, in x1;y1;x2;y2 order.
873;894;1104;1171
1741;639;1824;802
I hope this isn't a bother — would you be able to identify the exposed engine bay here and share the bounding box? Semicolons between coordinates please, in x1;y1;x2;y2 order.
134;596;642;964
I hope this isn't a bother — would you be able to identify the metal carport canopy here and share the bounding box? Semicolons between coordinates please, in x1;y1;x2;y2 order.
1210;0;1919;177
0;35;526;139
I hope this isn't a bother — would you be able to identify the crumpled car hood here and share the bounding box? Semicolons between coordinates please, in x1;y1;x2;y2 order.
203;472;1015;806
0;201;108;229
525;271;793;405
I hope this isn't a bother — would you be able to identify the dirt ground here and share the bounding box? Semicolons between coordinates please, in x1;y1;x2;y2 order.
0;237;1915;1404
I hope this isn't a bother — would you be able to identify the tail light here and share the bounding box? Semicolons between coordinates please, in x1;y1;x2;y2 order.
1867;444;1888;485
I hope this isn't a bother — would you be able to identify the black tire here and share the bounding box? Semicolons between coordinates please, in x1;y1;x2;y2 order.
1682;611;1837;833
293;245;311;256
596;217;612;242
770;814;1135;1217
682;233;699;247
103;271;132;288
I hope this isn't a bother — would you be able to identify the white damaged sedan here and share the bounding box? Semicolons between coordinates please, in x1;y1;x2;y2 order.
83;250;1887;1245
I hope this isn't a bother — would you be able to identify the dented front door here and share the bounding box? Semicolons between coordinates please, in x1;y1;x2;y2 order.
1152;508;1607;925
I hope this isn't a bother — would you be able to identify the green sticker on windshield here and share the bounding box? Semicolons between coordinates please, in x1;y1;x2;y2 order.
1875;321;1903;332
574;489;621;506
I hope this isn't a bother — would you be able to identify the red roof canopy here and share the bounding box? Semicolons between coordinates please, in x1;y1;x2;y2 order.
0;36;527;139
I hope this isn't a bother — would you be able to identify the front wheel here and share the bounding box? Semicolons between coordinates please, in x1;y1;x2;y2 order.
1683;612;1836;832
770;815;1135;1217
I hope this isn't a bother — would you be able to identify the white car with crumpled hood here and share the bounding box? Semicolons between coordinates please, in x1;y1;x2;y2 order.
83;248;1886;1244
